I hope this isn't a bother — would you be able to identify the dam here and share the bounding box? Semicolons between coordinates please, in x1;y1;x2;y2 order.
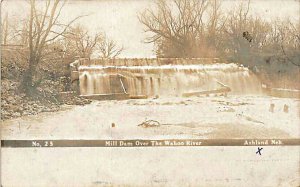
70;58;262;99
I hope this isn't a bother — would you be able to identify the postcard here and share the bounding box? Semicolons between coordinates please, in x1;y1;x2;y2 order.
1;0;299;186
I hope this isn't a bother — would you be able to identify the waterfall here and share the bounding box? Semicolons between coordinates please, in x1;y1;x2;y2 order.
78;62;262;97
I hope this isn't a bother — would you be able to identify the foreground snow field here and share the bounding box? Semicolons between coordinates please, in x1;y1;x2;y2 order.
1;95;299;140
1;95;299;186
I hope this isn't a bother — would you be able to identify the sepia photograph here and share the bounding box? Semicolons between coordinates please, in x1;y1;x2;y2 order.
1;0;300;186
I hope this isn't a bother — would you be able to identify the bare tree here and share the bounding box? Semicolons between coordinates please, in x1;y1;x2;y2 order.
97;34;123;58
62;25;123;59
138;0;209;57
2;13;8;45
279;21;300;67
221;0;268;65
207;0;223;41
64;24;101;58
205;0;227;57
22;0;84;94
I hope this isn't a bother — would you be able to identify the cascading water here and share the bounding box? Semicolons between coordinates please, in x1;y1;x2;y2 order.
78;60;262;97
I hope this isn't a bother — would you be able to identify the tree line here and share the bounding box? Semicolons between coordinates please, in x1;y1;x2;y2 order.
138;0;300;68
2;0;123;95
1;0;299;96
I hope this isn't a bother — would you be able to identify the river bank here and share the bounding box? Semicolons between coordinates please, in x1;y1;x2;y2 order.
1;79;91;121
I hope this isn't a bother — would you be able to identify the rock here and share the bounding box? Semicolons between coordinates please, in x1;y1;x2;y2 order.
17;107;24;113
283;104;289;113
22;111;30;116
7;96;15;103
12;112;21;117
1;78;92;121
10;105;19;112
269;103;275;112
41;108;48;112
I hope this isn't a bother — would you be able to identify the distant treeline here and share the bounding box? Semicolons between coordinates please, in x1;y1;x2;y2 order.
138;0;300;88
138;0;300;68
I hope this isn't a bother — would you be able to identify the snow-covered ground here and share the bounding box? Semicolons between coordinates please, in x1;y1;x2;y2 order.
1;95;299;140
1;95;300;186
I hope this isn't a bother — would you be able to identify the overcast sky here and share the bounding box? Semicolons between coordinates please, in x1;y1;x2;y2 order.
3;0;300;58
